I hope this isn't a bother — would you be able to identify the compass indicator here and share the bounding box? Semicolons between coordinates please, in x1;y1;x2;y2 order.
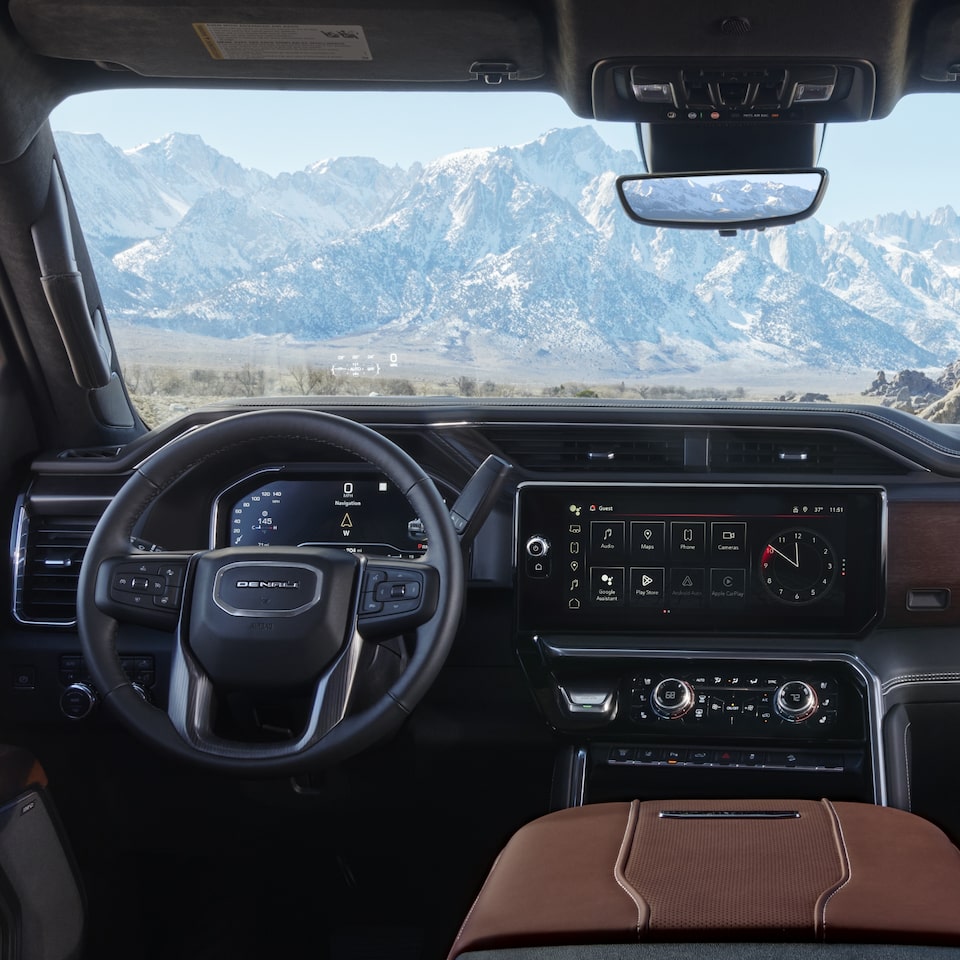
760;528;837;604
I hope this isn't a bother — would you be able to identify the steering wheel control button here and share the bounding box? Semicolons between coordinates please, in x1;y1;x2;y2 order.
373;579;421;602
775;680;819;722
60;683;98;720
105;557;191;623
153;588;181;608
357;562;437;637
650;678;694;719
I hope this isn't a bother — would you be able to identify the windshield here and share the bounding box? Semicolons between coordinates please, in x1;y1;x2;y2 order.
50;90;960;425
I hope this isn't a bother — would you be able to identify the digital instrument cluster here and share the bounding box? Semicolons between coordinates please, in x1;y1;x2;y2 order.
215;469;432;559
516;484;883;635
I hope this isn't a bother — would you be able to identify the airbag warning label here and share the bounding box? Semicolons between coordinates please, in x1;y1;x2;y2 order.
193;23;372;61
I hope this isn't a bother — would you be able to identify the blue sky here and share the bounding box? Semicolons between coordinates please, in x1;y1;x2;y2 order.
51;88;960;226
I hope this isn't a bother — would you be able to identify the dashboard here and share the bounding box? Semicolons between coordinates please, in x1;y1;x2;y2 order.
9;398;960;826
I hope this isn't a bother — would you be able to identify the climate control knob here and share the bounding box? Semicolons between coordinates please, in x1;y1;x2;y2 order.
775;680;818;722
651;678;694;719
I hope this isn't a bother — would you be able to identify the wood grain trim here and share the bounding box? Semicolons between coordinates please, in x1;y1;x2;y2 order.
883;502;960;627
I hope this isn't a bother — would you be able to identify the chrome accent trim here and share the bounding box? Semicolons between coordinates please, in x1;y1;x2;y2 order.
538;644;887;806
209;465;284;548
212;561;323;618
10;497;92;628
658;810;800;819
571;747;588;807
10;497;31;625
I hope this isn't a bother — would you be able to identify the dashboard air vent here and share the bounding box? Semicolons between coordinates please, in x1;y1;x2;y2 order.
710;432;908;474
57;446;122;460
14;514;98;625
485;429;685;472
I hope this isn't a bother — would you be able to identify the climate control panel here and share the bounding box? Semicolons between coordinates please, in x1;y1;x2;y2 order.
626;667;840;736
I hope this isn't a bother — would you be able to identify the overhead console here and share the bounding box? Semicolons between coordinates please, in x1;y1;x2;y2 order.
516;483;884;637
592;59;876;123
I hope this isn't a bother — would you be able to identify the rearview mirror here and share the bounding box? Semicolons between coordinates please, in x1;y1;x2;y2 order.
616;169;828;231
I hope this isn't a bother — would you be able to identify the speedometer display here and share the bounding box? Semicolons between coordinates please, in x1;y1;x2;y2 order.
221;473;430;559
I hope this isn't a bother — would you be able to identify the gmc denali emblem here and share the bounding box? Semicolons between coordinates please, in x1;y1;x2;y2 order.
235;580;300;589
213;562;322;618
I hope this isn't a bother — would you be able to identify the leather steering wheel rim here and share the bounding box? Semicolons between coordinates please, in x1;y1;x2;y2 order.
76;408;465;775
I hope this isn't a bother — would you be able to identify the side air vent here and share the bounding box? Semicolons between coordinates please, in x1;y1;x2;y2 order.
57;446;122;460
484;429;685;472
14;512;98;625
709;432;909;474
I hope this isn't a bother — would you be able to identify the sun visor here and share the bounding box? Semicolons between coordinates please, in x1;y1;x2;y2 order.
920;3;960;81
8;1;545;82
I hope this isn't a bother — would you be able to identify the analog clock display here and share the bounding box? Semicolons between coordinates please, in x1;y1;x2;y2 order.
760;529;837;604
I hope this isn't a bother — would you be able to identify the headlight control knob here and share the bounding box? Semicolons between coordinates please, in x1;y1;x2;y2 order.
775;680;818;722
651;678;694;719
525;535;550;558
60;682;98;721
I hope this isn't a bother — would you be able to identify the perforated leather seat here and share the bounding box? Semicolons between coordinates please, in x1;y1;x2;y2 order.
448;799;960;958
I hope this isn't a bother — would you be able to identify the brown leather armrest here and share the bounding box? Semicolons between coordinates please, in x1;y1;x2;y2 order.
449;800;960;958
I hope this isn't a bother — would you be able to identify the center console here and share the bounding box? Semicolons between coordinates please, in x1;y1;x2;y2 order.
514;483;885;805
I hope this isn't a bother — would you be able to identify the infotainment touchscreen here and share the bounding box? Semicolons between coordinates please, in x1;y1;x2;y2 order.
516;484;883;636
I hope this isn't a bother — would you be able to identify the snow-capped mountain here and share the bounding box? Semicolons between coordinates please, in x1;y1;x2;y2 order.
54;125;960;377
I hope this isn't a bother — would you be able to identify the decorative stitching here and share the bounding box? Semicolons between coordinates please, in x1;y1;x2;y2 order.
818;798;852;938
883;674;960;692
613;800;649;938
904;720;913;811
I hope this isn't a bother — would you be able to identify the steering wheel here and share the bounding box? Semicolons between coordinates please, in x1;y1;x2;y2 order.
76;409;465;775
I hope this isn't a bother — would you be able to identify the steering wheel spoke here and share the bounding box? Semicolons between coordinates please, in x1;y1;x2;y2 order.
94;551;194;629
167;623;366;760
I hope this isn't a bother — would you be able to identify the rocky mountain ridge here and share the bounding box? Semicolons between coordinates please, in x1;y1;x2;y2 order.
54;126;960;380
